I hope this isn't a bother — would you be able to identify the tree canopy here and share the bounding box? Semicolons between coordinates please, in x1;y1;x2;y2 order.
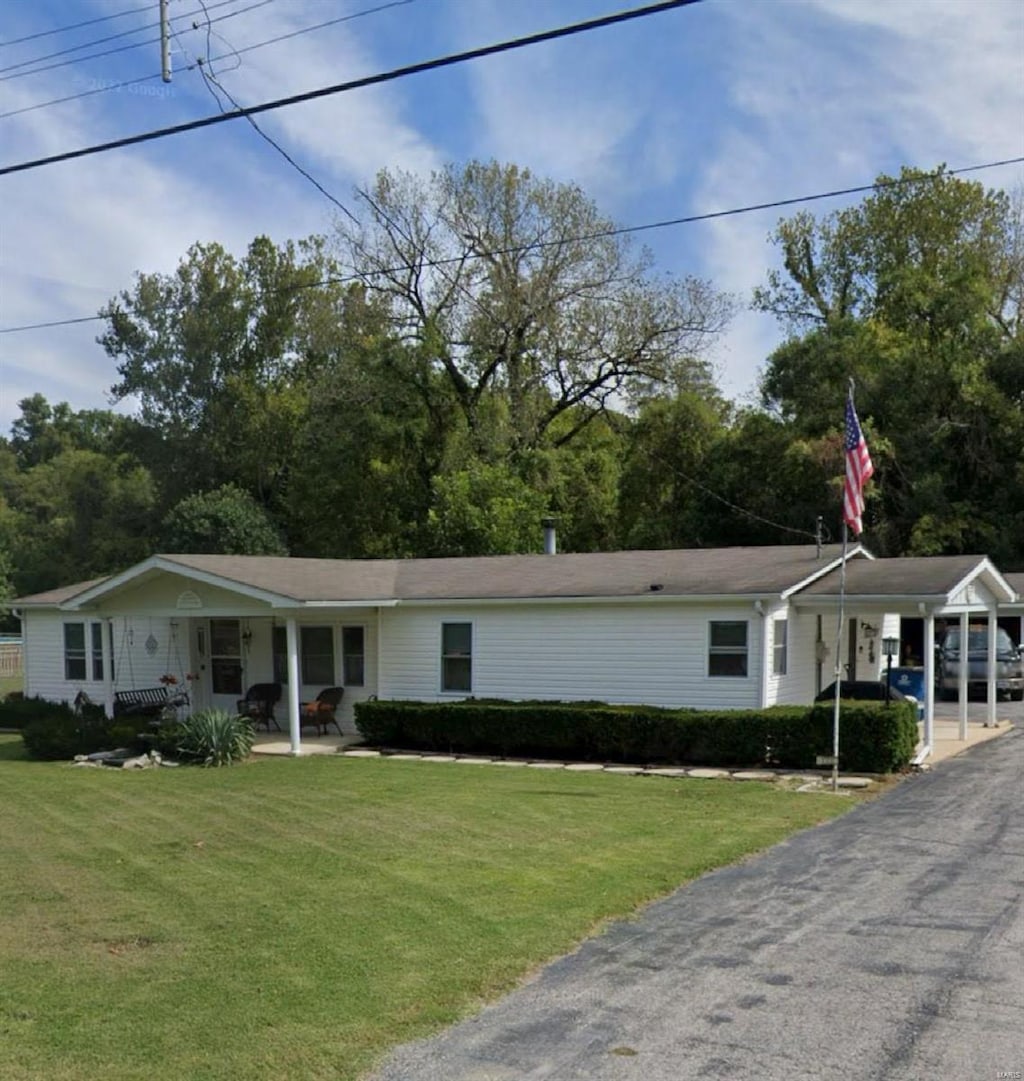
2;160;1022;606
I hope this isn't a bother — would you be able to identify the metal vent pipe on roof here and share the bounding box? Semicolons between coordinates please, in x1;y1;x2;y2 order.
541;517;558;555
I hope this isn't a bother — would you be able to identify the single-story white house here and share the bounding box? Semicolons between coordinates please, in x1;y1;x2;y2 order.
12;543;1021;761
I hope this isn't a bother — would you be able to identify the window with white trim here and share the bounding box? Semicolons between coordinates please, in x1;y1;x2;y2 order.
708;620;748;677
64;621;107;682
342;625;365;686
441;622;472;693
91;622;105;681
64;623;86;680
300;626;335;685
773;618;788;676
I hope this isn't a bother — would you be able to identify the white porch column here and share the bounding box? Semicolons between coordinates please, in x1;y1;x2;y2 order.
286;617;301;755
922;610;935;757
958;611;969;741
987;605;998;727
102;617;115;719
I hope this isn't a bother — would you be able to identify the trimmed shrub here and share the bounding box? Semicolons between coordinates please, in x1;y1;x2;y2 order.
1;694;70;731
355;697;918;773
21;703;113;761
176;709;254;767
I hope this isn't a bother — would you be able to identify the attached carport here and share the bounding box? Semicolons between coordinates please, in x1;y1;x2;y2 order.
791;555;1018;761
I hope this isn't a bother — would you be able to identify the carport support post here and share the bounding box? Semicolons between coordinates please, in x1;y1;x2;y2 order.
923;613;935;756
987;606;998;727
958;612;969;741
286;617;301;755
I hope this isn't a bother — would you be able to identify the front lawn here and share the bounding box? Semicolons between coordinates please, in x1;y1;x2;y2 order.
0;736;857;1080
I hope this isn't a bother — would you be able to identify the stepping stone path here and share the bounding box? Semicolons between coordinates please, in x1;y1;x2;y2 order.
564;763;604;772
731;770;777;782
687;768;731;779
342;749;380;758
836;776;872;789
455;757;493;765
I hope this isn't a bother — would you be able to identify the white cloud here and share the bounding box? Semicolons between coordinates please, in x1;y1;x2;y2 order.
692;0;1024;403
0;0;445;432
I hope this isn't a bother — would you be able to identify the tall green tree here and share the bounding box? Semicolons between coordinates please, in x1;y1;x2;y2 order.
754;166;1024;563
336;161;734;457
99;235;347;510
158;484;287;556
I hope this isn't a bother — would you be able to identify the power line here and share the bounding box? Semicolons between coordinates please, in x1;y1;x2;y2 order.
0;0;244;76
179;3;363;227
0;0;277;83
0;0;417;120
1;2;154;48
2;155;1020;335
0;0;701;174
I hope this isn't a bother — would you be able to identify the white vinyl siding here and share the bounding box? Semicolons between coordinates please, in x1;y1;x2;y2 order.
379;603;761;710
26;612;174;703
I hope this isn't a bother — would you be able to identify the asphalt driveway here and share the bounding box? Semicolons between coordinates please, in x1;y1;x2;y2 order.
370;727;1024;1081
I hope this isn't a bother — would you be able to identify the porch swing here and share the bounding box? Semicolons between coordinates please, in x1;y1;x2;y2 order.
110;620;190;720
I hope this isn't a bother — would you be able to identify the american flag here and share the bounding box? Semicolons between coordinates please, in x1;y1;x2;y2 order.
843;393;874;535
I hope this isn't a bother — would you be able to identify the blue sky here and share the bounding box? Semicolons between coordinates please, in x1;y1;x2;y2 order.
1;0;1022;436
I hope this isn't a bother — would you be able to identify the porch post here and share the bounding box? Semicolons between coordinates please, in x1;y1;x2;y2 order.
285;617;301;755
958;612;969;741
102;617;115;719
922;610;935;757
986;605;998;727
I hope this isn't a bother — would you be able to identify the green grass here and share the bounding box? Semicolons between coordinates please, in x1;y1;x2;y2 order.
0;671;24;699
0;735;858;1080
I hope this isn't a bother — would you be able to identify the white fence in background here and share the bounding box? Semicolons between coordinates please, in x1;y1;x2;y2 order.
0;641;24;679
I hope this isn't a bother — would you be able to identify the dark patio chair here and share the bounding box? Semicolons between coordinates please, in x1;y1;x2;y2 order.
236;682;282;731
299;686;344;737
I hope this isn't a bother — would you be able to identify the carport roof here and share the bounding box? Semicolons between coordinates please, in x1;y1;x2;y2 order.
1005;572;1024;605
796;555;1016;604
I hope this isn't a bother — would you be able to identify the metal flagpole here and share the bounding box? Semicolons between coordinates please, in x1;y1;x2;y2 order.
831;521;849;793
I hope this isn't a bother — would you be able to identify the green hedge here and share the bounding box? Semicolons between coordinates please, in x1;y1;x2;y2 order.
18;697;161;761
354;698;919;774
0;694;72;731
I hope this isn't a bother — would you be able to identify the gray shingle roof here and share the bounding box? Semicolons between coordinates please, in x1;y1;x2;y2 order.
798;555;990;597
1005;572;1024;601
154;544;852;602
14;577;109;606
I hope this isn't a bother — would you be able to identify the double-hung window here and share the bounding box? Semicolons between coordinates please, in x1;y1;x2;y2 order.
64;623;87;680
342;626;365;686
708;620;748;677
441;622;472;693
64;621;107;682
772;618;788;676
300;626;335;685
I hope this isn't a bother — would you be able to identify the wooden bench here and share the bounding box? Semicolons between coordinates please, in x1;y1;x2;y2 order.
113;686;179;719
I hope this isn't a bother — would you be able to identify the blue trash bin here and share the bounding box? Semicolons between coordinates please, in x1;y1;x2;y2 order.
888;667;925;718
